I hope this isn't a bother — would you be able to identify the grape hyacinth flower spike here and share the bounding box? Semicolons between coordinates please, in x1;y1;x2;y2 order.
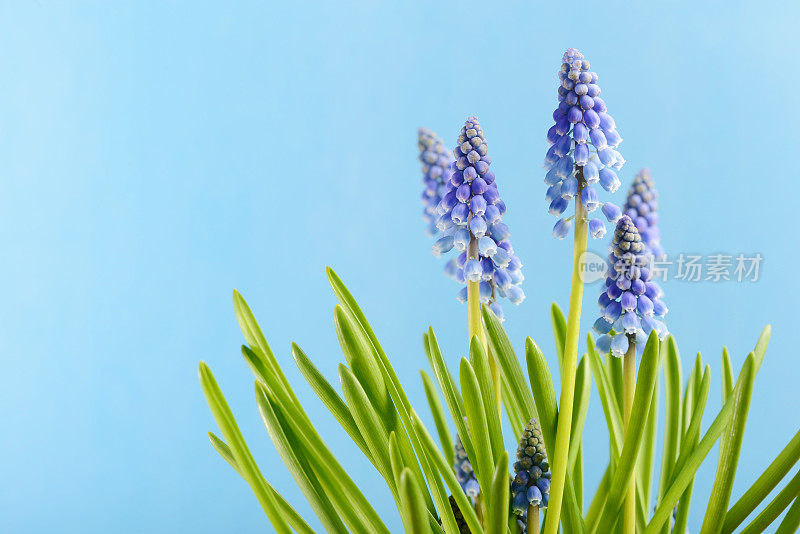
623;168;664;257
431;116;525;320
511;418;551;531
544;48;626;240
418;127;454;237
453;433;479;497
594;215;669;356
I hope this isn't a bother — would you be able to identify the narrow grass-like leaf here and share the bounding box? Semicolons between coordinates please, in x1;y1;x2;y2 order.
608;352;624;414
721;348;733;402
421;370;454;468
673;365;711;534
207;432;315;534
637;371;659;520
292;343;370;459
775;492;800;534
400;468;430;534
657;334;682;526
483;306;537;422
568;355;591;471
645;355;756;534
339;364;397;496
702;354;757;534
591;331;661;534
411;411;484;534
551;302;567;367
233;291;300;406
738;469;800;534
255;383;349;534
334;305;394;427
526;337;558;447
470;336;504;462
724;428;800;533
586;335;623;459
586;466;610;530
198;363;291;534
428;329;474;454
487;451;510;534
460;357;494;496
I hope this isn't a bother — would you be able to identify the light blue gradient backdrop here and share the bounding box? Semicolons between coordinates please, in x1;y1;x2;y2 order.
2;1;798;532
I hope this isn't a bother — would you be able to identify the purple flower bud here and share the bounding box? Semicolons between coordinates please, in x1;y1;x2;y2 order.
470;216;488;238
506;285;525;304
453;228;470;251
596;334;612;353
489;222;510;242
451;203;469;225
573;121;589;144
470;195;487;215
457;286;468;303
610;333;629;358
589;128;608;150
583;109;600;129
484;204;501;224
581;185;600;212
589;218;606;239
554;134;572;157
583;162;600;184
553;218;572;239
547;125;560;145
549;196;569;216
593;317;613;335
574;143;589;166
545;182;562;203
492;247;511;268
471;177;488;195
432;235;454;256
598;168;621;193
561;176;579;200
602;202;622;222
456;184;471;203
464;259;482;282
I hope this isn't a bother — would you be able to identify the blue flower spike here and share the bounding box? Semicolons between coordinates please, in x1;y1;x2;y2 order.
594;215;669;356
418;127;454;237
624;168;664;257
433;117;525;318
511;418;551;518
545;48;624;239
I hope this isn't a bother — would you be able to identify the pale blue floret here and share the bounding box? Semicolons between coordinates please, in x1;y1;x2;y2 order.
553;218;572;239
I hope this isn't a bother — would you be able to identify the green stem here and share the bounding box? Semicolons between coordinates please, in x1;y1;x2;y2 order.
623;340;636;534
543;194;588;534
527;505;540;534
467;235;501;416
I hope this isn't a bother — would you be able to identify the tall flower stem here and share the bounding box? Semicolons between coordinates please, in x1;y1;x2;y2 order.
623;338;637;534
467;236;501;414
527;505;540;534
544;190;588;534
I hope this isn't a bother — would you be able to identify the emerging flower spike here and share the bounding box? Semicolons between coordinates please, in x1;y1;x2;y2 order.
623;168;664;257
418;127;454;237
544;48;625;239
511;418;551;515
433;117;525;316
454;433;479;497
594;215;669;356
447;495;472;534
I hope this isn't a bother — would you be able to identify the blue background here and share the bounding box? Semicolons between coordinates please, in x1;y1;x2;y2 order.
2;1;798;532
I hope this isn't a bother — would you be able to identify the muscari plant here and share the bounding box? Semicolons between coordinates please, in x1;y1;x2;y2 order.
198;48;800;534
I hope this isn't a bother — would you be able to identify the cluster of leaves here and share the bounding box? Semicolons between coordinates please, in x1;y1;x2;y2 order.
199;268;800;533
